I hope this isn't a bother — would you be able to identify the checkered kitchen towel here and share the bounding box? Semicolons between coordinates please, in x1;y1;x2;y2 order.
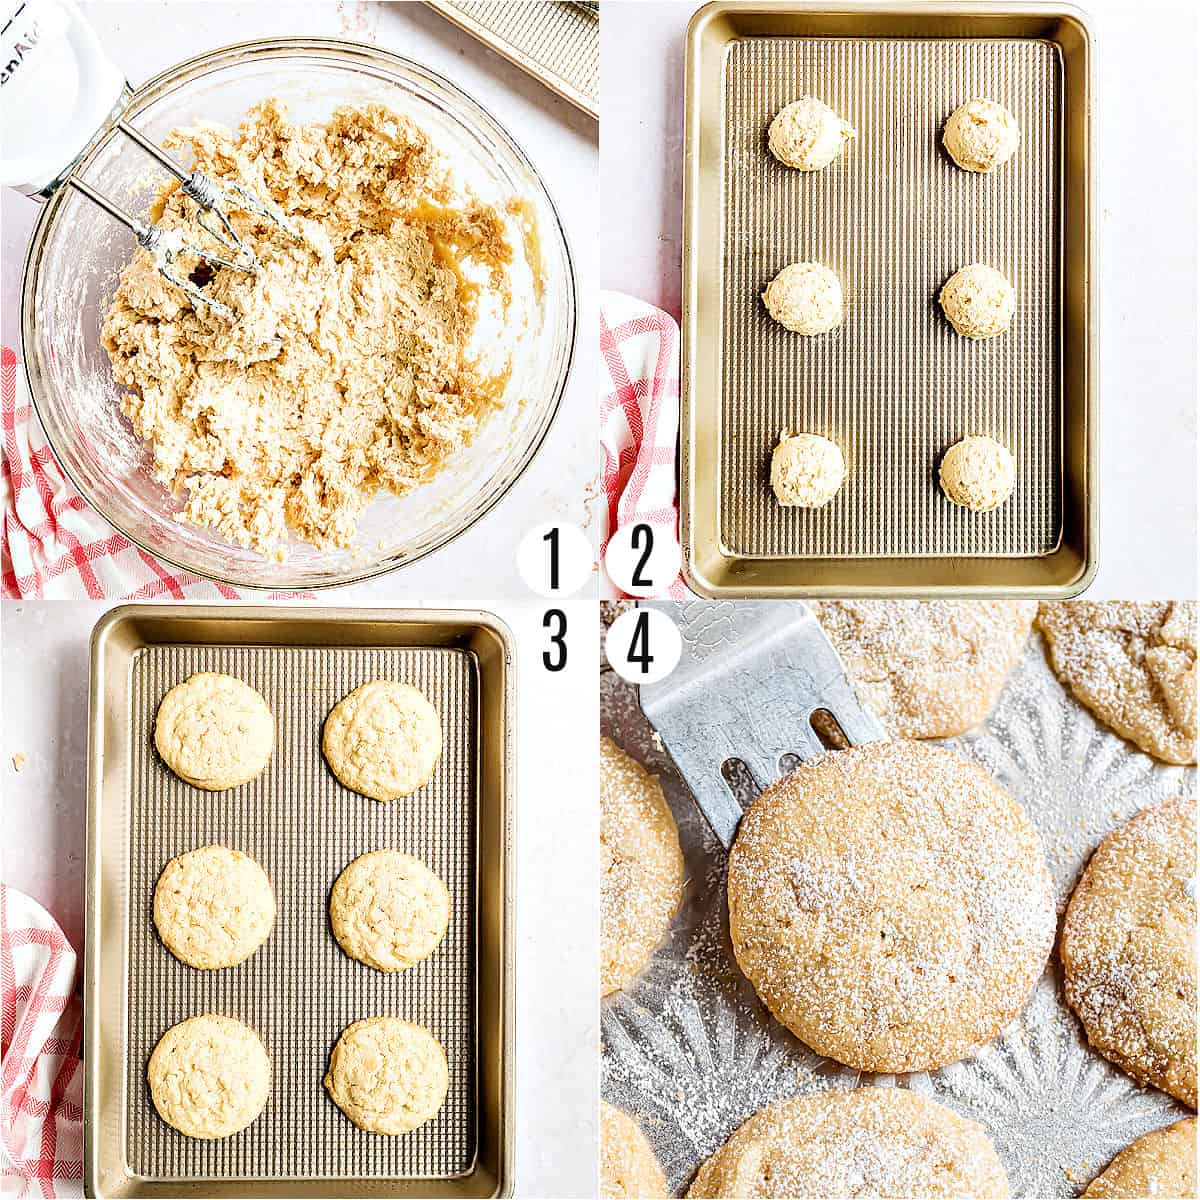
1;347;304;600
0;885;83;1199
598;292;688;599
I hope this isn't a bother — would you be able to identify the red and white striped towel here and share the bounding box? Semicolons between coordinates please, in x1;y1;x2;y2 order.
0;885;83;1199
1;347;304;600
598;292;689;599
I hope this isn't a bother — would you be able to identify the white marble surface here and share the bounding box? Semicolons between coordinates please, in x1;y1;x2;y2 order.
0;597;599;1198
600;0;1199;599
1;0;599;603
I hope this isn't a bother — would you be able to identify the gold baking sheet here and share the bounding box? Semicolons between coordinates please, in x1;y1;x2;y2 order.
682;3;1096;596
425;1;599;118
85;606;514;1198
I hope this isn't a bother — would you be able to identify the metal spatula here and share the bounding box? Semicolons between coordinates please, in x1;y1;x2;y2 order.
638;601;887;850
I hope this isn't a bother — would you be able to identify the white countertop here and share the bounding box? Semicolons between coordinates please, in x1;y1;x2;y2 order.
1;0;600;604
600;0;1199;599
0;596;599;1198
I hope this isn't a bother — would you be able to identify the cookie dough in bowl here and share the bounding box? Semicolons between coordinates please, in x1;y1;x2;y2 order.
687;1088;1010;1199
1061;798;1197;1107
323;681;442;802
147;1014;270;1139
770;432;844;508
154;845;275;969
727;740;1055;1072
154;673;274;790
943;99;1020;172
329;850;450;972
762;262;843;335
939;264;1016;338
22;42;574;589
323;1017;448;1134
767;96;856;171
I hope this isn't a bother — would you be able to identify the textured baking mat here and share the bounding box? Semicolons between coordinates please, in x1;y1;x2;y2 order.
425;0;599;117
125;643;477;1182
600;613;1194;1197
719;37;1061;559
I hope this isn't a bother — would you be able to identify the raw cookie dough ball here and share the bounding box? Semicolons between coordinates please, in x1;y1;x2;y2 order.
762;263;843;335
329;850;450;972
812;600;1036;738
1084;1119;1197;1199
1036;601;1198;765
323;680;442;802
939;435;1016;511
767;96;856;171
727;740;1055;1072
154;673;274;791
154;846;275;969
770;433;845;508
687;1088;1010;1199
147;1014;270;1139
601;738;684;996
323;1017;448;1134
1061;798;1197;1107
600;1101;669;1199
943;99;1020;172
939;264;1016;339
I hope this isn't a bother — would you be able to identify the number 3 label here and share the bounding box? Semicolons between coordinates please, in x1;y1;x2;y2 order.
605;607;682;685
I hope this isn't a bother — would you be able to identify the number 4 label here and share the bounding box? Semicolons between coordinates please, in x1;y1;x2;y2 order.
605;608;682;685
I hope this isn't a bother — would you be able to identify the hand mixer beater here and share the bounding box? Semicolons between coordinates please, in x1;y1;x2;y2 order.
1;0;297;318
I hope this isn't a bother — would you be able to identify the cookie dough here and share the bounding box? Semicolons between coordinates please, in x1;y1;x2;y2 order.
601;737;684;996
1037;602;1198;765
323;681;442;802
939;264;1015;339
727;740;1055;1072
147;1014;270;1139
767;96;856;171
812;600;1037;738
153;845;275;969
1062;798;1197;1108
323;1017;448;1134
687;1088;1010;1199
939;435;1016;511
1084;1119;1197;1199
329;850;450;972
101;100;514;559
770;432;844;508
600;1100;669;1199
154;673;274;790
943;99;1020;173
762;263;843;335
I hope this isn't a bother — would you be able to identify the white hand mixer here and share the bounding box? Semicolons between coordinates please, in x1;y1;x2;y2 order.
1;0;297;317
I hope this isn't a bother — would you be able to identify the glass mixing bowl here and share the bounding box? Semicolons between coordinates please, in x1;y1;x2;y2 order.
21;37;575;589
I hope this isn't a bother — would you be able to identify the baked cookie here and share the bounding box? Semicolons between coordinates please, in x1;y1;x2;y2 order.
154;673;274;790
323;1017;448;1133
1062;798;1197;1107
329;850;450;972
687;1088;1010;1199
601;1100;669;1199
323;681;442;801
154;845;275;969
1084;1119;1197;1199
147;1014;270;1139
812;600;1036;738
601;738;684;996
1037;601;1198;765
727;741;1054;1072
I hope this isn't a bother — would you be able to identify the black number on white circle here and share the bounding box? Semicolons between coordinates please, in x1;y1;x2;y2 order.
543;527;560;592
543;608;567;672
626;611;654;674
631;523;654;589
